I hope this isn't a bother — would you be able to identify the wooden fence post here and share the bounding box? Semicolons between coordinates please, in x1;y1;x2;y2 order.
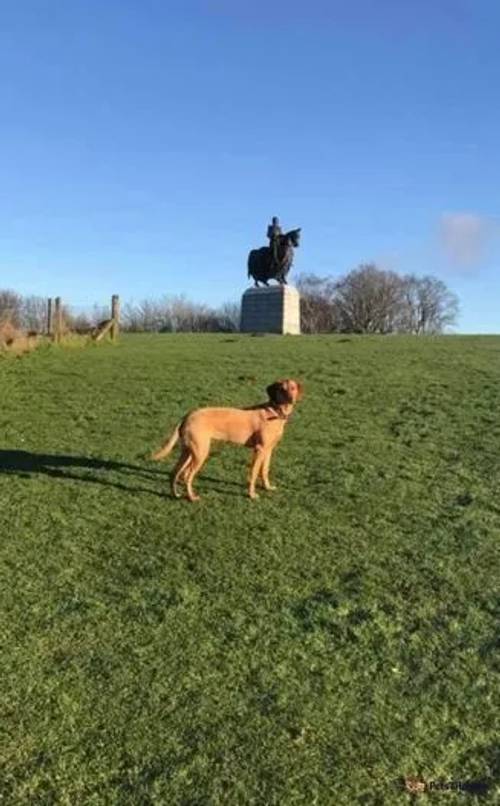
54;297;62;343
47;298;53;336
111;294;120;342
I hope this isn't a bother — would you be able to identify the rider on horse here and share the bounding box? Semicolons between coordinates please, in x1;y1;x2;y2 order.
267;216;282;272
248;218;301;287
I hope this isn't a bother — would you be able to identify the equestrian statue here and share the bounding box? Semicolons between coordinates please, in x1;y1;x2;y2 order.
247;216;301;287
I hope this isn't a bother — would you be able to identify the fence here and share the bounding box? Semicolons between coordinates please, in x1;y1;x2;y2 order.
47;294;120;343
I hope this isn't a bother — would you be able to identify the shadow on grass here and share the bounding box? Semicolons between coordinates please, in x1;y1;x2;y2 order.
0;449;168;497
0;450;244;498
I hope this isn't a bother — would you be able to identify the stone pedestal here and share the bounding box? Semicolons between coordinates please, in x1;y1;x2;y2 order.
240;285;301;334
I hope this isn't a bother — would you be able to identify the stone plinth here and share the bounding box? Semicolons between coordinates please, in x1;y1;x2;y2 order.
240;285;301;334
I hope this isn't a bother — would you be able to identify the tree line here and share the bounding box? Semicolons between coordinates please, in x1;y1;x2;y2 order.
0;264;459;335
0;290;240;334
297;264;459;334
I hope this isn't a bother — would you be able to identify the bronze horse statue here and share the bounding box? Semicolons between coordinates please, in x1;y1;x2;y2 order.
247;228;301;287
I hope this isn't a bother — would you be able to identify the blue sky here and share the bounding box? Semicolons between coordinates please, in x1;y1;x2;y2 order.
1;0;499;332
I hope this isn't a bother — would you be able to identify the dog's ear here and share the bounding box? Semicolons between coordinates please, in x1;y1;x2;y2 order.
296;381;304;399
266;381;290;405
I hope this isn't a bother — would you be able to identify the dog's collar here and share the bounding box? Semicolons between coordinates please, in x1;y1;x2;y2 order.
266;406;291;421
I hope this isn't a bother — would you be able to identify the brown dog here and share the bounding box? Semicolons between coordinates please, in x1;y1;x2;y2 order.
151;379;303;501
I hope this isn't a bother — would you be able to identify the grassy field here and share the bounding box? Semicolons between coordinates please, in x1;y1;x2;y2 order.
1;333;499;805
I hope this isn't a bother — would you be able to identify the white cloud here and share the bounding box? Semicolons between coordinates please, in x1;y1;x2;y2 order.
439;212;495;269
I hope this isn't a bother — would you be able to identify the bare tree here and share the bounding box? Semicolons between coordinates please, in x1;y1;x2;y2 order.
297;266;459;335
90;304;111;327
0;290;23;325
397;274;421;334
215;301;240;332
121;298;170;332
135;299;167;332
121;296;241;333
402;275;459;334
398;275;459;334
333;264;406;334
20;295;48;332
168;296;207;332
296;273;340;333
64;310;92;332
121;302;145;332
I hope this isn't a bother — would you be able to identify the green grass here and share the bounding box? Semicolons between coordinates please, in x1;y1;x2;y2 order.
1;333;499;805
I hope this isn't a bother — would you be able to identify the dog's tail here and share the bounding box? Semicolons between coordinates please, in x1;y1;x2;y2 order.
151;423;181;461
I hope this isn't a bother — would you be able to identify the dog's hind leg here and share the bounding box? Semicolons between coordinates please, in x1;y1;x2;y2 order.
180;457;193;482
185;440;210;502
171;447;192;498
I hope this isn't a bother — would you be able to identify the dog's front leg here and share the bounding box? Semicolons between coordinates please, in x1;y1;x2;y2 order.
261;449;277;491
248;449;265;499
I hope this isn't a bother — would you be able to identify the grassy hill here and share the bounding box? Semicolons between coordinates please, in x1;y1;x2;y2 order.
1;334;499;804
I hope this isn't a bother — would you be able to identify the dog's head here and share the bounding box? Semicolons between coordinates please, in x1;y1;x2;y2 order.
266;379;303;406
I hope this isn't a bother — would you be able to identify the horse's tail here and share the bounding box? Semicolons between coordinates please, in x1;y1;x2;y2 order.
151;422;181;461
247;250;254;278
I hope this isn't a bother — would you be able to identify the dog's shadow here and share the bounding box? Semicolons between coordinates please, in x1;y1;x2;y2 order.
0;450;243;498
